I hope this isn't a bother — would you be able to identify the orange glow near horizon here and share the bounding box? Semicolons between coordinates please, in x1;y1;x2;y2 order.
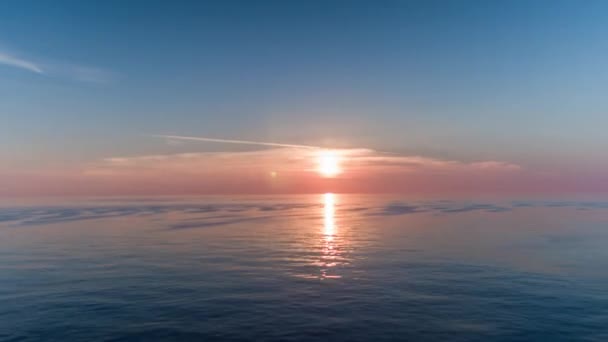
318;150;342;177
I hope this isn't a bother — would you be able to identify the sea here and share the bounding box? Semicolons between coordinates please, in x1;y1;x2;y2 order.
1;194;607;341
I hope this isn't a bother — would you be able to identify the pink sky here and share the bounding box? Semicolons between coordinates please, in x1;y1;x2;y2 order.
2;146;607;197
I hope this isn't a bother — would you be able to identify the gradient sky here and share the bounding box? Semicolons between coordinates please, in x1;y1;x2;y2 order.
1;0;608;196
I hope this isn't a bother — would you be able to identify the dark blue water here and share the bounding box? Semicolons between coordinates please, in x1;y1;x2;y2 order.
1;195;607;341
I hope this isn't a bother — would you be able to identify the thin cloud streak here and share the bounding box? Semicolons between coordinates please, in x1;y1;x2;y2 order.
86;147;522;177
0;52;43;74
0;47;115;83
153;135;521;172
155;135;320;149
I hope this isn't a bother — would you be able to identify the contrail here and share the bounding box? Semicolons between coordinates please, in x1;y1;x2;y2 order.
0;52;44;74
153;135;320;149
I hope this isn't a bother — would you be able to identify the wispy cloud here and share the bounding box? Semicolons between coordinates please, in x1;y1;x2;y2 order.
86;147;522;178
0;52;43;74
0;135;525;196
151;134;521;173
155;135;320;149
337;149;522;172
0;47;115;83
65;146;525;195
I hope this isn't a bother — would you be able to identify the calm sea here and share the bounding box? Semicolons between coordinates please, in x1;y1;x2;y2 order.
1;195;607;341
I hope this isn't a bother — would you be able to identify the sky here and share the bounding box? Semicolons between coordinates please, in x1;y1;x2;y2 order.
1;0;608;196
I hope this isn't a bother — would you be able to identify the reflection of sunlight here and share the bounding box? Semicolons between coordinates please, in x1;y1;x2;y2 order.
323;193;336;239
319;193;342;279
290;193;352;280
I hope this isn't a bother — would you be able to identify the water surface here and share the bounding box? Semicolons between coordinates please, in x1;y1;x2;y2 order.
1;195;607;341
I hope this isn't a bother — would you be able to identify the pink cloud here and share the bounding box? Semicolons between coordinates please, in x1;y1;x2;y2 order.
0;148;608;196
11;148;513;196
6;146;606;196
84;148;522;178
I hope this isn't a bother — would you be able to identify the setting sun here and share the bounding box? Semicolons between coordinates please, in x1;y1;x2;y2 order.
318;150;341;177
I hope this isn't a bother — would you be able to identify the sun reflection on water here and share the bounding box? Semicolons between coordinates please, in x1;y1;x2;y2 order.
323;193;336;240
319;193;342;279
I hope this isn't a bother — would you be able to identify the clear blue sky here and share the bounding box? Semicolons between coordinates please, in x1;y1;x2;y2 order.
1;0;607;175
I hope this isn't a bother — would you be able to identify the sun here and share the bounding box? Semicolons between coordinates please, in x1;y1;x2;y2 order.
318;150;341;177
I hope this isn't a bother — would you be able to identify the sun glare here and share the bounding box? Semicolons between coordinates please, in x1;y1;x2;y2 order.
318;150;341;177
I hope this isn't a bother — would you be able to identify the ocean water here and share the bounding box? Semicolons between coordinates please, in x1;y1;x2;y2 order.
1;194;607;341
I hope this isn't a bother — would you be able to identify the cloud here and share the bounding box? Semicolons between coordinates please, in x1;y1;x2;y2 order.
0;52;44;74
0;138;526;195
151;135;521;173
0;47;115;83
86;148;316;176
155;135;319;149
334;149;522;173
83;147;522;186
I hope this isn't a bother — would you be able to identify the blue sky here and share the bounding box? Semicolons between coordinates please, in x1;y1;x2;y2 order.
1;1;608;195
